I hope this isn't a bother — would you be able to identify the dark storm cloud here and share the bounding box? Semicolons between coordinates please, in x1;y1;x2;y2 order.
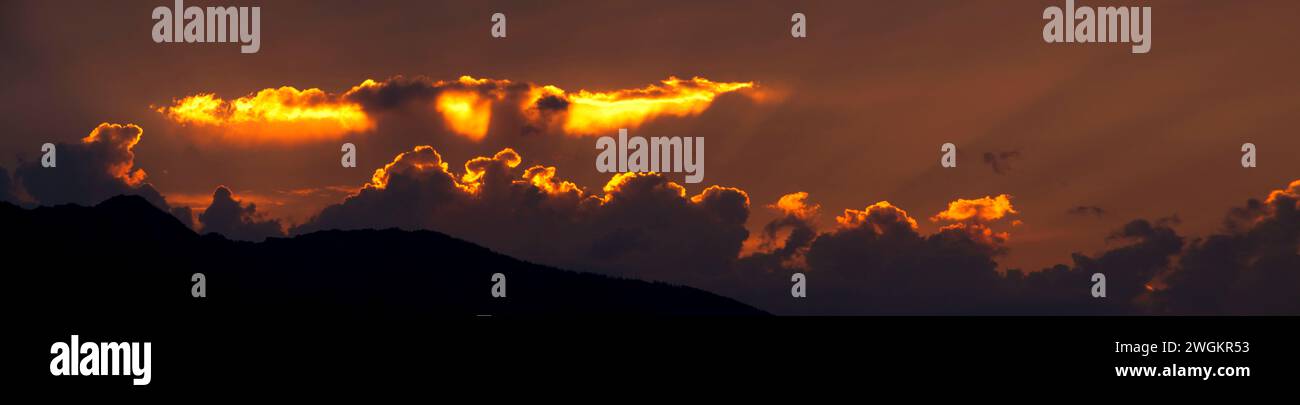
725;182;1300;315
198;186;285;242
1016;182;1300;315
7;123;196;228
288;165;1300;315
1008;218;1183;314
13;123;170;208
294;146;750;284
1155;180;1300;314
728;197;1019;315
981;150;1020;175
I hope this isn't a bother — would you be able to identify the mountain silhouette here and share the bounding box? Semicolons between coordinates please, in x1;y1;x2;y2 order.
6;195;766;321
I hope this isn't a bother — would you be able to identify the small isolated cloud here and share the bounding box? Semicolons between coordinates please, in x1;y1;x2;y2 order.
982;150;1020;175
1067;205;1106;217
931;194;1018;223
198;186;285;242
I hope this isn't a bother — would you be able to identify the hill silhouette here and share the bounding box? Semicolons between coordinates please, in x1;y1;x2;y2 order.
5;195;766;321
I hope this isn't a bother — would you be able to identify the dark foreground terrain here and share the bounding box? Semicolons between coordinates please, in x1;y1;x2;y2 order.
3;194;765;319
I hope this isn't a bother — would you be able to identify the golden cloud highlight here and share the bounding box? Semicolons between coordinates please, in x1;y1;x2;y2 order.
158;86;374;144
835;201;920;232
930;194;1020;248
555;77;754;134
930;194;1018;223
368;145;454;190
435;90;494;141
771;191;820;220
523;165;582;196
160;75;756;144
1266;179;1300;205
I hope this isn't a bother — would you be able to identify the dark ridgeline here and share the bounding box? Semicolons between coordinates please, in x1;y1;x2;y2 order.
4;194;766;322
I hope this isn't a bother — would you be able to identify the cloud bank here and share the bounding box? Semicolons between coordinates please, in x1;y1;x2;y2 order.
158;76;758;144
294;145;750;284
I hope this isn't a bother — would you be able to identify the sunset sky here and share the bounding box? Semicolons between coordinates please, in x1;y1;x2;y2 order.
3;0;1298;314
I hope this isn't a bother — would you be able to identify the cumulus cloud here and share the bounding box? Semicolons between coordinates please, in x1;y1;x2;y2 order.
799;201;1011;314
10;123;195;228
931;194;1018;223
14;122;1294;315
1008;218;1183;314
295;145;750;284
15;123;168;207
929;194;1020;254
1005;178;1300;315
740;192;819;268
726;193;1022;314
1155;180;1300;314
725;188;1284;316
726;180;1299;315
198;186;286;242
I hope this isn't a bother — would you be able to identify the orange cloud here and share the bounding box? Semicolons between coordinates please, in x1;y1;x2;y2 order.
771;191;819;220
372;147;747;209
741;191;817;262
367;145;457;191
435;90;493;140
555;77;754;135
522;165;582;196
157;86;374;144
462;148;523;190
1266;179;1300;205
836;201;919;232
160;75;755;143
930;194;1018;223
929;194;1019;247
